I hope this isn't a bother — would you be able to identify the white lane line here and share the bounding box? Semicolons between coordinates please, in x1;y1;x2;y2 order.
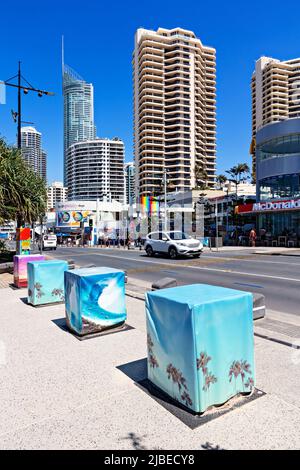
203;255;300;266
187;265;300;283
66;251;300;283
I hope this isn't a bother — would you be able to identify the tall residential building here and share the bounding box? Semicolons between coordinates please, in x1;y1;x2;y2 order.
63;62;96;185
47;181;68;210
20;126;47;180
133;27;216;198
124;162;135;204
65;138;125;202
251;56;300;172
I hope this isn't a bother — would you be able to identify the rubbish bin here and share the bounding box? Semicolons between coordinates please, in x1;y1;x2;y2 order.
27;260;68;306
145;284;254;413
13;254;45;288
65;267;126;336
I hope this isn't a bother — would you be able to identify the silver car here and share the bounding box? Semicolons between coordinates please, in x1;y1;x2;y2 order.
144;231;203;259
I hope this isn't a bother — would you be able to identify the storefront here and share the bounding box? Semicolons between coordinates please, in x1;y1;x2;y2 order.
240;118;300;246
236;198;300;246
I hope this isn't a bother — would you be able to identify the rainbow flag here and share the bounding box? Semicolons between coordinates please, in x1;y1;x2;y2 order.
140;196;159;214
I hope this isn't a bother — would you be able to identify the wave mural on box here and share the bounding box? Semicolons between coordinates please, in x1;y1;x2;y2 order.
65;267;126;335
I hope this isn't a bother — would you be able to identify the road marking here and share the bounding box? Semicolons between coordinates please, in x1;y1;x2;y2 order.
60;250;300;283
203;255;300;266
234;282;264;289
187;265;300;282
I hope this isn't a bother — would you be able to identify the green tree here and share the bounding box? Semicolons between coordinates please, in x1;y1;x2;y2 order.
225;163;250;242
216;174;227;189
194;162;208;190
226;163;250;198
0;138;47;227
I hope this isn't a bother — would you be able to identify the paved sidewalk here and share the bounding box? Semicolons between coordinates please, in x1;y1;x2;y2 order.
0;286;299;449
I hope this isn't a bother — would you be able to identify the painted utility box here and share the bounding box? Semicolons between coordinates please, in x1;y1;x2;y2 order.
145;284;254;414
13;254;45;288
64;267;126;336
16;227;31;255
27;259;68;306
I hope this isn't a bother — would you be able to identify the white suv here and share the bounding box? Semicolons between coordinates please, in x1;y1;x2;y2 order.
145;231;203;259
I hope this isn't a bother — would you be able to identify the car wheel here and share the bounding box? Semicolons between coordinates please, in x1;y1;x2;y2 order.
168;247;178;259
193;254;201;258
146;245;154;257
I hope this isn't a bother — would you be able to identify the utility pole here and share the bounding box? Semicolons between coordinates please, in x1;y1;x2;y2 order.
17;62;21;148
215;201;219;252
164;168;167;232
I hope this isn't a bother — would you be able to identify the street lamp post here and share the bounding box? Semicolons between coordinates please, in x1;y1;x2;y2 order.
163;167;167;232
1;61;54;149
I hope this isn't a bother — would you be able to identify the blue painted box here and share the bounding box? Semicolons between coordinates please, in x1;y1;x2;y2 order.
27;260;68;306
146;284;254;414
65;267;126;336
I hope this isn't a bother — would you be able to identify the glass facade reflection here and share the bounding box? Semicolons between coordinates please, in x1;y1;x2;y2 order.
258;211;300;238
259;173;300;200
257;133;300;162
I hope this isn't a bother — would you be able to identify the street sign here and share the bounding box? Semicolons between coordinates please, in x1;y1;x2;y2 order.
0;82;5;104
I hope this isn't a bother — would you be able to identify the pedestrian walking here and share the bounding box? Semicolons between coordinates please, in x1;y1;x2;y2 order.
249;228;257;247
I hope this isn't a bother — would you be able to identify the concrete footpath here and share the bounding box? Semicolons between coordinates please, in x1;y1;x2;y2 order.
0;282;299;450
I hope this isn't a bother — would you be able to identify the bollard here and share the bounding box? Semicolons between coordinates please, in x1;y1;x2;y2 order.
253;293;266;320
151;277;177;291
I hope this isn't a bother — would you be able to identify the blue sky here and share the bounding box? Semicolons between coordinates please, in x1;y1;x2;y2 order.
1;0;300;183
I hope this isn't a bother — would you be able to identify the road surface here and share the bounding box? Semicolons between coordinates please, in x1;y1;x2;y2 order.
50;246;300;317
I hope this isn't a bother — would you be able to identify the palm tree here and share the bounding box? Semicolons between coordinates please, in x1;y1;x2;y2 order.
0;138;47;227
225;163;250;241
226;163;250;196
194;162;208;190
216;174;227;190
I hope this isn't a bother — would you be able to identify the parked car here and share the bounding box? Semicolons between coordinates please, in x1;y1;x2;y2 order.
39;234;57;251
144;231;203;259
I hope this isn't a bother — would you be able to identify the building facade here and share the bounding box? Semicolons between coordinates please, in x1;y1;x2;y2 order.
47;181;68;210
237;117;300;244
65;138;125;202
133;27;216;198
21;126;47;180
63;63;96;184
251;56;300;172
124;162;135;204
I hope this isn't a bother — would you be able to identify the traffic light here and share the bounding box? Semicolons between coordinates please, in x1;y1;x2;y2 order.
89;219;93;228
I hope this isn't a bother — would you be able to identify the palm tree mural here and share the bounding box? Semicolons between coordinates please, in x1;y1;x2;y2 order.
51;288;65;301
203;373;217;392
181;390;193;407
147;334;159;370
196;351;218;394
197;352;211;376
34;282;44;299
229;359;253;392
166;363;192;408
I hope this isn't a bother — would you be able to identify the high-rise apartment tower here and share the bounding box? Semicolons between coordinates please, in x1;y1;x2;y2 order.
65;138;125;202
133;27;216;197
20;126;47;181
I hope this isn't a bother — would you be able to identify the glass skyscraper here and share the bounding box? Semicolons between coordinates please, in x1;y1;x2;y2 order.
63;63;96;185
21;126;47;181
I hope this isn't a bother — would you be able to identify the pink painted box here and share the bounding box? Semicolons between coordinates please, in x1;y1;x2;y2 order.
13;254;45;288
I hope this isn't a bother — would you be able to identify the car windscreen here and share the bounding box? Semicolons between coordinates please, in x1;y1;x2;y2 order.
167;232;191;240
